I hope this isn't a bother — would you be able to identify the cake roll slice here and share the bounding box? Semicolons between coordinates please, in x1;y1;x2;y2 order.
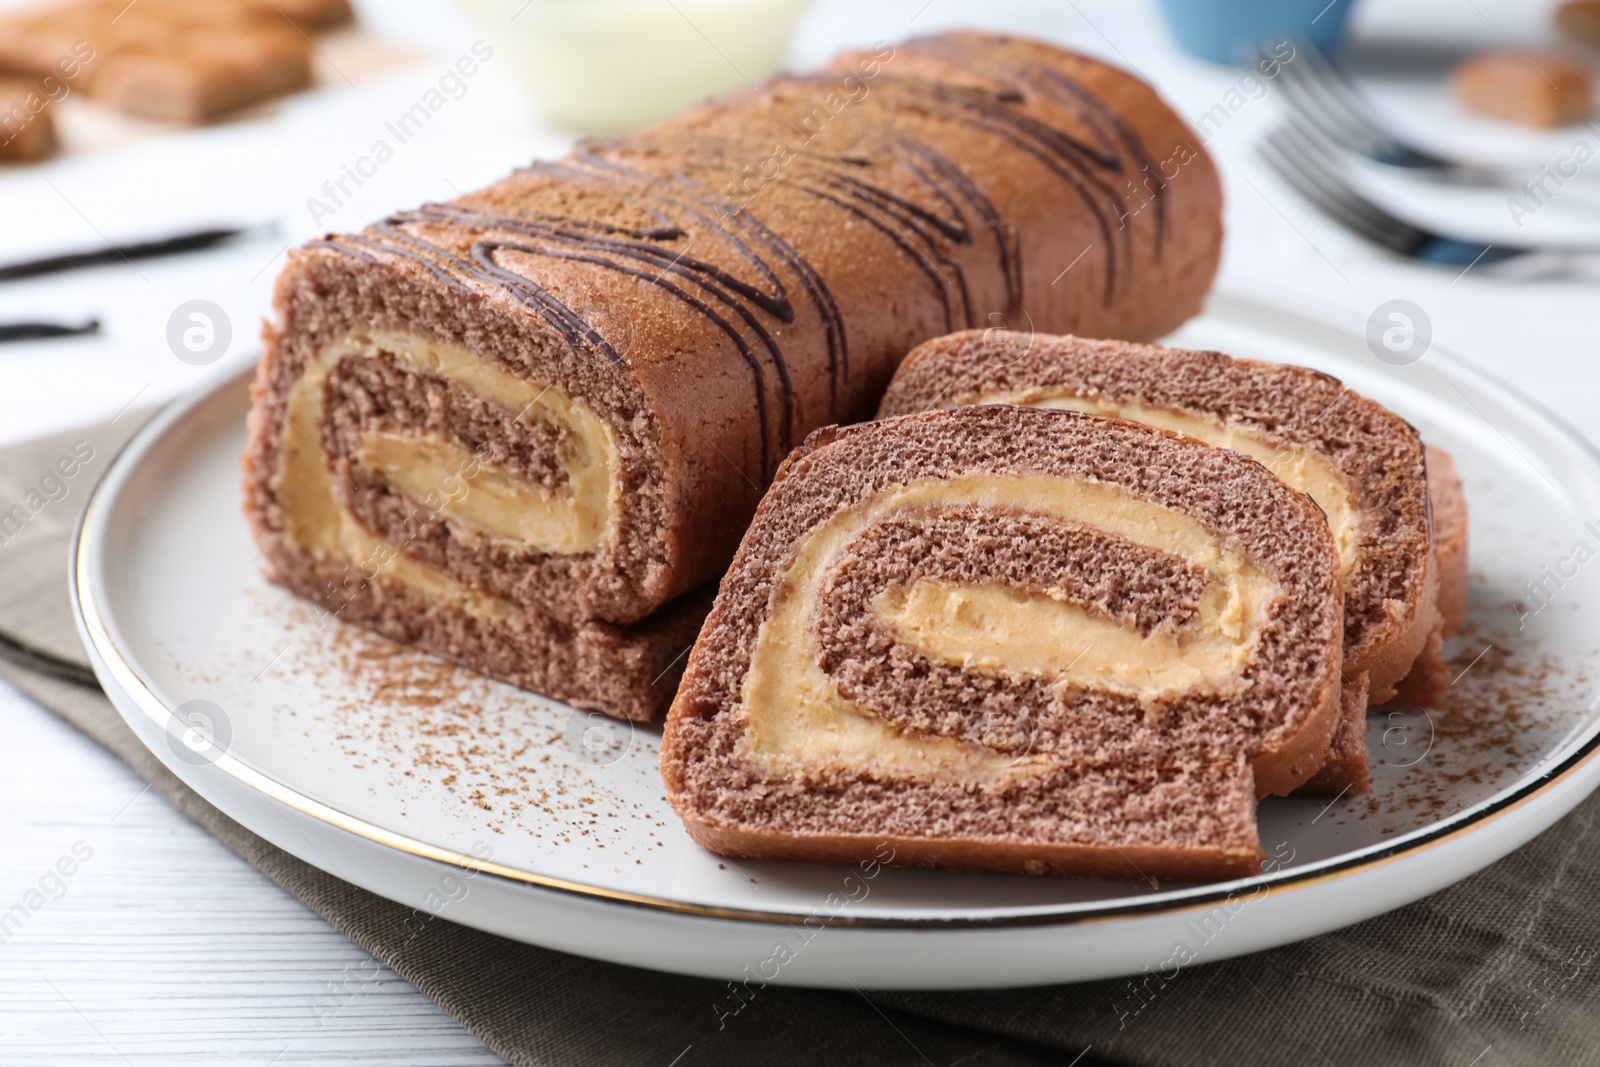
245;32;1223;717
1428;446;1470;639
662;407;1345;881
879;332;1465;793
1391;445;1471;708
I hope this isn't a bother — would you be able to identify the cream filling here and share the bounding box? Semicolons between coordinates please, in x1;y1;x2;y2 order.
273;329;618;611
988;391;1360;575
737;475;1281;781
874;575;1252;698
354;431;608;554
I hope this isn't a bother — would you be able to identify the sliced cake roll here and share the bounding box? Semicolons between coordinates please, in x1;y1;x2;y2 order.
1428;446;1470;639
662;407;1345;881
1391;445;1470;708
244;32;1223;719
879;331;1465;793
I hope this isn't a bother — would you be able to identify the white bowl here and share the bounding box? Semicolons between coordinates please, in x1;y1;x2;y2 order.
460;0;811;133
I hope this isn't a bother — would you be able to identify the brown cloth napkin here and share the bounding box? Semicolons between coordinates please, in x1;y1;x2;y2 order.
3;411;1598;1067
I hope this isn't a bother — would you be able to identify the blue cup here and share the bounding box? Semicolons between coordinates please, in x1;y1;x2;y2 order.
1156;0;1357;65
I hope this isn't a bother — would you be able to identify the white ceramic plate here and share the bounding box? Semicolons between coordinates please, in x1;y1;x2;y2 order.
72;291;1600;990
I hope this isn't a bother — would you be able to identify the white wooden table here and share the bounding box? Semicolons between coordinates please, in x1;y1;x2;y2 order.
0;679;505;1065
1;0;1595;1060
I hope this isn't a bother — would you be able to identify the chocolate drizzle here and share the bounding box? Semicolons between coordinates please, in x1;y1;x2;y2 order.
897;33;1173;290
304;34;1170;483
305;237;375;264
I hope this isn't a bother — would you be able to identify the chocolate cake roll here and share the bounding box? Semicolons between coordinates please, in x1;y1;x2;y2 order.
1427;446;1469;639
661;407;1345;881
879;331;1470;793
243;32;1222;720
1390;445;1471;709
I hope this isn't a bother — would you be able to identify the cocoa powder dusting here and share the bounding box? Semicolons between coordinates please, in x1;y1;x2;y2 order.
1359;606;1594;825
253;592;674;868
226;580;1592;867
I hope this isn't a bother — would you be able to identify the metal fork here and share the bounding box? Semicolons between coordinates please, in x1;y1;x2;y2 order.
1266;41;1580;186
1259;123;1600;269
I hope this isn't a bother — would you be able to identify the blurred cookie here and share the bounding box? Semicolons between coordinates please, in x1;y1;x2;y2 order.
0;76;58;161
1452;48;1593;127
89;26;311;122
0;0;340;124
1557;0;1600;49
